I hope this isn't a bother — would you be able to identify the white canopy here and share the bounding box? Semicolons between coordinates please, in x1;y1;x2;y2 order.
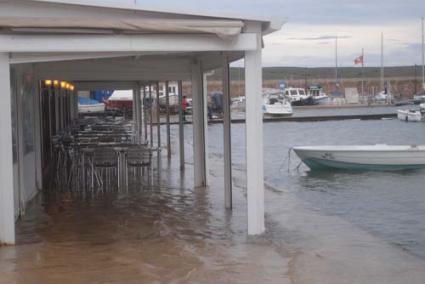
0;17;244;39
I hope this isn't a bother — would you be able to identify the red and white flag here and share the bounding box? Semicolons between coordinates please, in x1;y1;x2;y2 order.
354;55;364;65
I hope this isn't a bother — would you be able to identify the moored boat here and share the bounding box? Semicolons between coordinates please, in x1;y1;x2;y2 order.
308;85;329;105
284;87;311;106
262;94;292;117
397;109;423;122
413;93;425;104
375;91;392;102
105;90;133;111
293;145;425;171
78;97;105;113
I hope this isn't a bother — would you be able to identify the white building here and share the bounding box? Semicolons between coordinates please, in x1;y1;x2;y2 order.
0;0;283;244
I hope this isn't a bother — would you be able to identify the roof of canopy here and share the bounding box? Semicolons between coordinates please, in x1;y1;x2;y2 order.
0;0;283;39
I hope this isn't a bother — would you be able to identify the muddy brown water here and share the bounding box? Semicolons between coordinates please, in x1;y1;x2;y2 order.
0;147;290;284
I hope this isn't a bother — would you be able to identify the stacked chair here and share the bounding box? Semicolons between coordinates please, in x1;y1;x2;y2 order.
51;116;159;193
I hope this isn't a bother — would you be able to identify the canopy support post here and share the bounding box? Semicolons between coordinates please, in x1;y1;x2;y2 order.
0;52;15;244
245;24;265;235
222;54;232;209
178;80;185;171
165;81;171;159
191;60;207;187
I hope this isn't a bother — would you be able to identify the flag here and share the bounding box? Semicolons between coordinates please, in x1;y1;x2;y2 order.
354;55;363;65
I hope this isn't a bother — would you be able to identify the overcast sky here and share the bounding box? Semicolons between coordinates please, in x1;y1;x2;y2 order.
144;0;424;67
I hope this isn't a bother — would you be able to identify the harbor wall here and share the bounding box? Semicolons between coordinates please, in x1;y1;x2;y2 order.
197;77;423;99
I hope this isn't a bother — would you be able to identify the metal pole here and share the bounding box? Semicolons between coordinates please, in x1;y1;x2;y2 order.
335;36;338;87
134;84;142;144
47;86;53;157
132;87;136;123
138;84;143;144
422;17;425;91
143;85;148;143
156;81;161;149
149;83;153;147
165;81;171;159
61;88;65;130
132;87;138;143
178;80;185;170
223;54;232;209
380;32;385;92
63;88;66;129
55;85;60;134
415;65;418;95
69;88;73;124
361;48;364;97
64;90;70;127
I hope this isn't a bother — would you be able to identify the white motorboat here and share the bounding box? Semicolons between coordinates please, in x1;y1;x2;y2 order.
413;94;425;104
293;145;425;171
262;95;292;117
420;103;425;113
375;91;392;102
284;87;310;106
308;85;330;105
231;96;245;110
397;109;423;122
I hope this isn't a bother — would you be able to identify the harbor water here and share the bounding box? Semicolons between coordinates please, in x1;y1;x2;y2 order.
1;107;425;283
211;107;425;260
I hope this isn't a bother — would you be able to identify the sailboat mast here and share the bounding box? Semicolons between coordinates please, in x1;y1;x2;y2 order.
335;36;338;87
421;17;424;90
380;32;384;92
361;48;365;97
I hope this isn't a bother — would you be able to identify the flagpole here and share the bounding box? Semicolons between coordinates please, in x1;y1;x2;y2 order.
361;48;364;97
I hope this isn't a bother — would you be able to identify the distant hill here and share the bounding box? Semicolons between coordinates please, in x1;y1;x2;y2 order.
209;66;423;81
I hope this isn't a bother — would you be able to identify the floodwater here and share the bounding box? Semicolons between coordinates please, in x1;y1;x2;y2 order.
220;113;425;260
0;130;290;284
2;107;425;283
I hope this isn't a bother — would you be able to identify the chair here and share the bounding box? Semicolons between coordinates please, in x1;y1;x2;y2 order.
126;146;153;184
93;147;118;190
